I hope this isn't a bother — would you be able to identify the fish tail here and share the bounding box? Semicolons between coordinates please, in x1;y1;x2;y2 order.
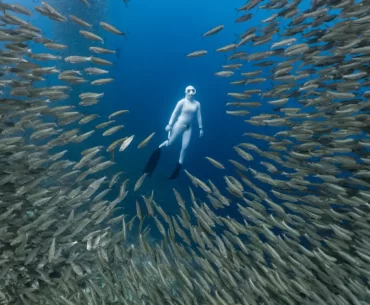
124;32;129;41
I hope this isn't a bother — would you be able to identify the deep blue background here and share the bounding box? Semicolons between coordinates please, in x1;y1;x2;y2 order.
21;0;291;224
14;0;333;242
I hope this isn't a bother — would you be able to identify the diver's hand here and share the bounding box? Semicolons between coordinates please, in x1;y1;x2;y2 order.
165;125;172;132
199;128;204;138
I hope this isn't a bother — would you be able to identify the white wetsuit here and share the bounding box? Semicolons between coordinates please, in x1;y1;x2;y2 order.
159;96;203;164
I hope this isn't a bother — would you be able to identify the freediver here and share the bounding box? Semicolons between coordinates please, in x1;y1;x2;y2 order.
143;85;203;179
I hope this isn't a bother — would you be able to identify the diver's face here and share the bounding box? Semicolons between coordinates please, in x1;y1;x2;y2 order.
186;87;196;98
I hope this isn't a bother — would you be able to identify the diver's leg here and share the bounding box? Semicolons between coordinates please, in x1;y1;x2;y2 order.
159;123;183;148
145;123;184;175
179;126;192;164
169;126;192;179
159;140;168;148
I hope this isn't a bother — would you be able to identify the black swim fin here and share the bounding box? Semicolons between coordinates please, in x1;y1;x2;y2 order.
144;147;161;176
168;162;182;180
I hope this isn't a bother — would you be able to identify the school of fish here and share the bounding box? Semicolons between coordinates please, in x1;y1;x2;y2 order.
0;0;369;304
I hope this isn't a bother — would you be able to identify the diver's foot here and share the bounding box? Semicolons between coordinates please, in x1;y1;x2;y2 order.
169;162;182;180
144;147;161;176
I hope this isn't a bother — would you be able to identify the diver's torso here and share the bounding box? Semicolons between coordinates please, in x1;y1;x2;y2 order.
177;98;198;126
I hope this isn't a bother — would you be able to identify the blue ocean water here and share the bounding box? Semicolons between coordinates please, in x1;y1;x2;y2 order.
18;0;326;240
22;0;276;236
105;0;261;224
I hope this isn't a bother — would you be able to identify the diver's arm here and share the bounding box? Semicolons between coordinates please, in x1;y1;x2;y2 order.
167;100;183;128
197;102;203;129
197;102;203;137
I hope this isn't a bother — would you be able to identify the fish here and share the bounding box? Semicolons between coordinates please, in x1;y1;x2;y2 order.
216;44;237;52
91;78;114;85
102;125;124;136
84;67;109;75
29;53;61;61
80;92;104;99
222;64;242;70
205;156;225;169
89;47;116;54
36;2;66;22
95;120;115;129
69;14;92;27
65;55;92;63
215;71;234;77
91;56;113;65
108;110;129;119
79;30;104;43
203;25;224;37
235;13;252;23
100;21;125;35
44;42;68;50
186;50;207;58
137;132;155;149
119;135;134;152
134;173;147;191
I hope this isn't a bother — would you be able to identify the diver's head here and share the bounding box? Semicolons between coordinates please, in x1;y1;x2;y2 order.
185;85;196;100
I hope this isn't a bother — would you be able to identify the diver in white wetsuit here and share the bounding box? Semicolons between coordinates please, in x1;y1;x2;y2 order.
144;85;203;179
